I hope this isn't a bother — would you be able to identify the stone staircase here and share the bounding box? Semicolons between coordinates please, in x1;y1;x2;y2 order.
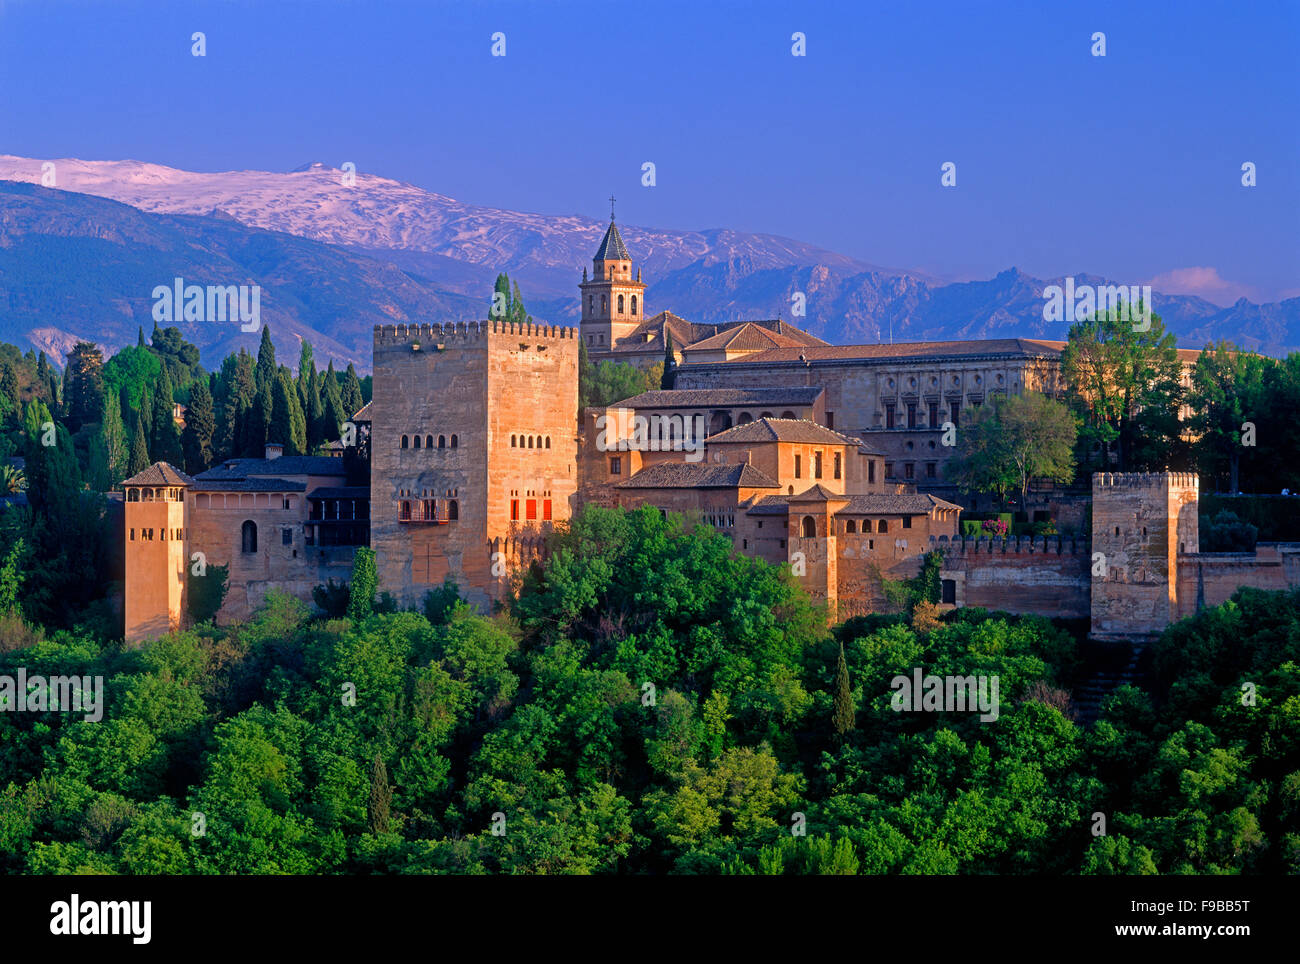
1073;641;1146;725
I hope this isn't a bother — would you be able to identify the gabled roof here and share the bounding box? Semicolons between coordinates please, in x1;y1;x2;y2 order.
352;401;372;422
788;483;847;503
593;220;631;262
707;417;864;447
122;462;194;487
617;462;780;490
682;322;819;354
607;386;824;409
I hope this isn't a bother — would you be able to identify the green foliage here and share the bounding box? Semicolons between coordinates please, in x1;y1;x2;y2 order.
347;548;378;621
1201;510;1258;552
948;391;1077;506
1;498;1297;875
187;563;230;625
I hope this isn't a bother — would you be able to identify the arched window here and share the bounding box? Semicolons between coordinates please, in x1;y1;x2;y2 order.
878;520;888;533
601;294;607;312
241;520;258;553
608;268;614;280
737;412;753;425
511;435;516;447
760;411;774;419
781;411;796;419
401;435;409;449
426;435;433;449
544;437;550;449
846;520;857;533
618;294;624;313
448;500;458;521
588;295;594;314
631;295;638;315
451;435;458;448
801;516;817;538
413;435;421;449
439;435;446;449
535;435;542;449
527;436;534;449
127;488;139;502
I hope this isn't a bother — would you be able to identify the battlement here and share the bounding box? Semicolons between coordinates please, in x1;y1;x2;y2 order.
374;321;577;347
1092;471;1199;489
930;534;1089;555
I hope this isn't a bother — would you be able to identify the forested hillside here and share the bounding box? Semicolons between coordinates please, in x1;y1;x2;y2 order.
1;506;1296;874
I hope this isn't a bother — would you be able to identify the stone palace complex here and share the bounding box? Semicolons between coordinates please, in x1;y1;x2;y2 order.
123;217;1300;644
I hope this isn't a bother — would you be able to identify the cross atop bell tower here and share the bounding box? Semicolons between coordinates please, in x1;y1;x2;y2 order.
579;201;646;354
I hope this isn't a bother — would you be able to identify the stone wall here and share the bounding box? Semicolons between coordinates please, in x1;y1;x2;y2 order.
933;534;1091;619
1176;544;1300;616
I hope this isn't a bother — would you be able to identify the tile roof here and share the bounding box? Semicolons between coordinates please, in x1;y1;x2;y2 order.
608;386;824;409
593;220;631;262
746;492;963;515
191;479;306;493
122;462;195;487
687;338;1071;367
617;462;780;489
195;456;349;481
609;315;826;355
707;417;865;447
840;493;964;514
682;323;812;353
788;483;847;503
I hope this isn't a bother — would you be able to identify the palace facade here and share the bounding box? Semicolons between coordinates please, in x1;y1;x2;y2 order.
122;216;1300;644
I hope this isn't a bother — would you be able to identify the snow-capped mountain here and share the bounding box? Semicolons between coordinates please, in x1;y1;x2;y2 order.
0;155;890;300
2;154;1298;363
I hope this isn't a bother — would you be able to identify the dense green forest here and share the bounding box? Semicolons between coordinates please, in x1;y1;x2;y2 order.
1;506;1295;875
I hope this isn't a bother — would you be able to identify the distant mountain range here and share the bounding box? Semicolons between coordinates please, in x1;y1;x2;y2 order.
1;155;1297;368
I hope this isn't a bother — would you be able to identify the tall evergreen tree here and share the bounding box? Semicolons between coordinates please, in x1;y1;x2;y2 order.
127;410;150;476
832;643;855;737
342;364;364;417
149;370;183;466
63;342;107;433
100;391;129;488
347;547;377;621
255;325;277;393
182;377;216;474
661;330;676;390
270;369;307;455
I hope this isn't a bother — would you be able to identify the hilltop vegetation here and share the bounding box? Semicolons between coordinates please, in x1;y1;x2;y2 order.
0;506;1296;875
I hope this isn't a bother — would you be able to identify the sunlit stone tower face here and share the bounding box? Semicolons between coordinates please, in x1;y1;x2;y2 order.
1091;471;1199;641
123;464;191;644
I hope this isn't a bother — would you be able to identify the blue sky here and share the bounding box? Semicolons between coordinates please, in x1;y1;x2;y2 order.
1;0;1296;302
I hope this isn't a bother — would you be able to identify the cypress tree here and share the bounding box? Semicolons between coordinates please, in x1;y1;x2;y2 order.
347;547;377;621
342;364;364;418
661;330;676;390
101;392;129;487
832;643;856;737
150;370;183;466
255;325;277;393
182;377;216;473
128;410;151;476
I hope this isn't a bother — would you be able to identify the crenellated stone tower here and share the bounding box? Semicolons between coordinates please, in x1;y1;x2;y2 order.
1091;471;1199;641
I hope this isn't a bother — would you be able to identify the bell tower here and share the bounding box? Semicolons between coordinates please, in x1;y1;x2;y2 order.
579;196;646;353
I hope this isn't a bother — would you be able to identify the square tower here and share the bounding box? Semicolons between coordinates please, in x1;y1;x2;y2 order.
123;463;192;644
1091;471;1199;641
369;320;579;610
